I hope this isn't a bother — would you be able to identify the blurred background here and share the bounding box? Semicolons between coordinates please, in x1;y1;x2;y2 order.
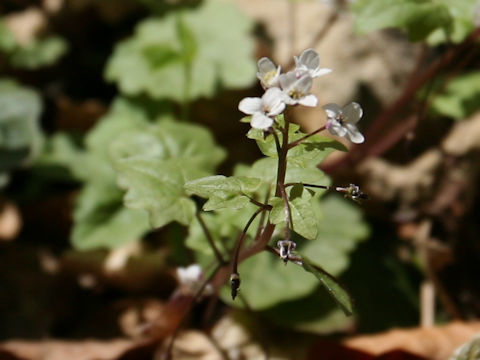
1;0;480;359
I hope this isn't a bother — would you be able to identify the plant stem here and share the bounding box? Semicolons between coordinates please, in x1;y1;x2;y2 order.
230;207;265;299
275;117;290;197
195;212;227;265
288;125;326;149
278;183;291;240
248;196;272;210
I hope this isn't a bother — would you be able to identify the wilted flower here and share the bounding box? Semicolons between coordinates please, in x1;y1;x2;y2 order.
176;264;212;295
238;87;286;130
277;240;296;264
279;71;318;107
294;48;332;78
256;57;281;89
336;183;368;202
323;102;364;143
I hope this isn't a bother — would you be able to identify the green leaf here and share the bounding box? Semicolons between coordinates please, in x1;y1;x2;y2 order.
110;117;225;228
427;0;478;44
72;182;150;250
269;191;318;240
220;251;319;310
203;195;250;211
114;157;201;228
215;195;368;312
259;286;354;334
186;203;260;256
299;195;370;273
105;0;256;101
0;79;43;182
430;72;480;119
0;21;16;53
10;36;68;69
185;175;261;198
301;255;354;316
353;0;453;41
37;98;153;250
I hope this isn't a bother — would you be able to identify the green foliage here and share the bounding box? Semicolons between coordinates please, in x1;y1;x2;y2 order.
186;203;260;257
185;175;262;211
9;36;68;69
214;195;368;310
301;255;354;316
352;0;477;43
105;0;256;102
222;251;320;310
111;118;225;228
431;72;480;119
72;182;150;250
269;190;318;240
38;99;152;250
0;20;67;69
0;79;43;186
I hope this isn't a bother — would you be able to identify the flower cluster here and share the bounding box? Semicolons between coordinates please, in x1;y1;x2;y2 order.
238;48;365;144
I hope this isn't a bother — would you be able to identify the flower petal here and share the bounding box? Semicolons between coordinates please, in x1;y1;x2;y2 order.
327;120;347;137
251;113;273;130
343;102;363;124
312;67;332;77
295;74;313;94
299;48;320;70
238;97;262;115
279;71;297;91
322;103;342;118
257;57;276;74
298;94;318;107
345;123;365;143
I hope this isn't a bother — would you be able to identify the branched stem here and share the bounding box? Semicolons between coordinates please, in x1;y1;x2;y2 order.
288;125;326;149
196;212;227;265
247;196;272;210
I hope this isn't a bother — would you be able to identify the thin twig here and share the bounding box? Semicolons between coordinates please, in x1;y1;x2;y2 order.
288;125;326;149
230;207;266;299
196;212;227;265
278;183;292;240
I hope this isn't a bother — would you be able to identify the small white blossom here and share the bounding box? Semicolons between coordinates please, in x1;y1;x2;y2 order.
323;102;364;144
279;71;318;107
294;48;332;79
256;57;281;89
176;264;212;295
238;87;286;130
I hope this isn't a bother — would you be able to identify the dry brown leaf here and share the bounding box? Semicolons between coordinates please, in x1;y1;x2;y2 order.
442;112;480;156
0;339;138;360
343;321;480;360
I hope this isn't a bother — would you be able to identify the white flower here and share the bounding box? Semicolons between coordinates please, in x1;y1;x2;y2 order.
294;48;332;79
176;264;212;295
256;57;281;89
323;102;364;144
279;71;318;107
238;87;286;129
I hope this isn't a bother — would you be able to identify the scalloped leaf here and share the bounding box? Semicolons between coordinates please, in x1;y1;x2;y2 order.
105;0;256;101
352;0;453;42
0;79;43;185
